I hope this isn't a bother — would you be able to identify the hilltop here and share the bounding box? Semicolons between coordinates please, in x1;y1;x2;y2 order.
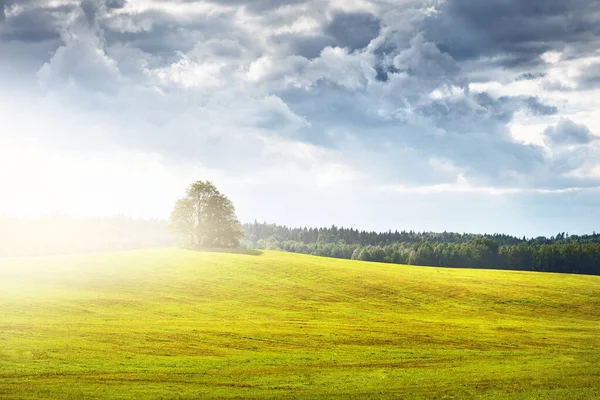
1;249;599;399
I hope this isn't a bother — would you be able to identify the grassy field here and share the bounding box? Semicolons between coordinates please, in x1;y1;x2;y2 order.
1;249;599;399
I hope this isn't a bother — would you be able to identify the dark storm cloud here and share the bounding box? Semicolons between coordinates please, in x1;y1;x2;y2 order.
419;94;513;127
2;0;599;196
102;10;240;62
374;65;388;82
544;119;597;146
0;3;74;42
516;72;546;81
81;0;100;25
406;93;557;182
0;0;6;22
392;33;460;80
279;80;549;187
270;12;380;59
105;0;125;9
273;25;571;189
324;12;380;52
422;0;600;68
81;0;126;26
524;97;557;116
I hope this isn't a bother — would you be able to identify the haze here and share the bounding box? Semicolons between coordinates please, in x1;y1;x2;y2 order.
2;0;600;236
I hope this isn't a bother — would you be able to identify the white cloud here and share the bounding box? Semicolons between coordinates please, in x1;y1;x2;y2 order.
156;57;227;88
509;118;549;147
541;51;562;65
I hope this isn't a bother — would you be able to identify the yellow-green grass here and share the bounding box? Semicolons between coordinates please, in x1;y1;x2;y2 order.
1;249;599;399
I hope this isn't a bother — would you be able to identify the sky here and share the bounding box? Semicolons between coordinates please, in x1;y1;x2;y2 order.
1;0;600;236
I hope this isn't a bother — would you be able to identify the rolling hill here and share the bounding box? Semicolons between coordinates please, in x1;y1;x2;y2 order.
1;249;599;399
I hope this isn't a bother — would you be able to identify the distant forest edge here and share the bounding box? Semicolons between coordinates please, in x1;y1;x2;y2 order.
242;222;600;276
1;215;599;276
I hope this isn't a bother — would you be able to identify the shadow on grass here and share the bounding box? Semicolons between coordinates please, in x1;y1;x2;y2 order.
185;246;263;256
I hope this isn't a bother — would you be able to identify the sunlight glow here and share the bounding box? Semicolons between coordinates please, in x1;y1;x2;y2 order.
0;136;185;218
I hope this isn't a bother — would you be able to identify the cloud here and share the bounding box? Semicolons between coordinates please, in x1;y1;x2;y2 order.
0;0;9;22
204;0;304;13
81;0;101;25
516;72;546;81
1;0;600;234
106;0;126;9
544;118;597;146
0;2;74;42
37;33;122;93
324;11;380;51
579;62;600;89
271;33;334;59
422;0;600;68
523;97;557;116
392;33;459;80
102;8;240;63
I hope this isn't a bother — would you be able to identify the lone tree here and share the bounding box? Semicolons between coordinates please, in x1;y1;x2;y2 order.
169;181;243;248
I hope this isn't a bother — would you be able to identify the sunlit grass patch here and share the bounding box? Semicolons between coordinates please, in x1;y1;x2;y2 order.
0;248;599;399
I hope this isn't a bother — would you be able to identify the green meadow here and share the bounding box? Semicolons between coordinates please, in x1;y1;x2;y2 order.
1;248;599;399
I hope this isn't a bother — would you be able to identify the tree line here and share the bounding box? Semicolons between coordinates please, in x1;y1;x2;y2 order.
242;222;600;275
6;179;596;276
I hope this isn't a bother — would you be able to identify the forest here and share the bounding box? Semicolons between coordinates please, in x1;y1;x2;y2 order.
2;214;599;276
242;222;600;275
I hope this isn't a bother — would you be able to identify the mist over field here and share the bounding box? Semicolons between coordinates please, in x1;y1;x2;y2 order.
0;215;172;256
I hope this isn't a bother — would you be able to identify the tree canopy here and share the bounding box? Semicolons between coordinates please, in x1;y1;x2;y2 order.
169;181;242;248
